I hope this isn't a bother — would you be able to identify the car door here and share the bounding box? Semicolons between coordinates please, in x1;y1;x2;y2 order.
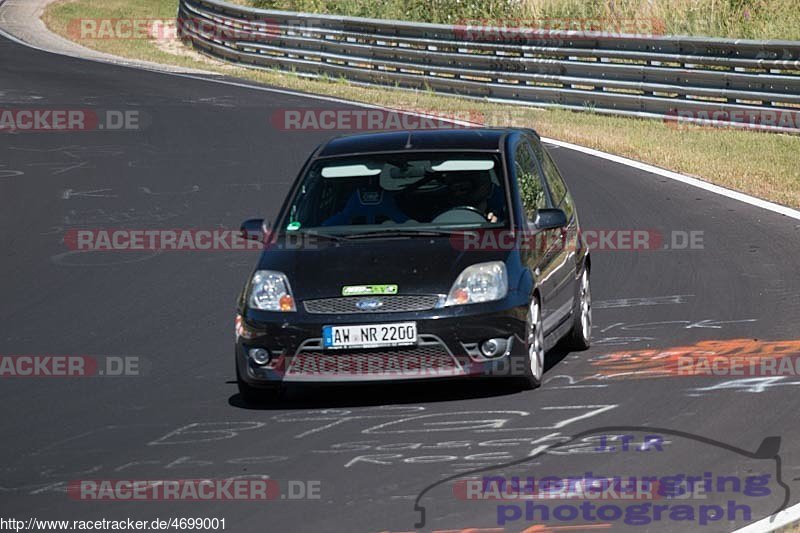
513;138;562;333
528;135;578;333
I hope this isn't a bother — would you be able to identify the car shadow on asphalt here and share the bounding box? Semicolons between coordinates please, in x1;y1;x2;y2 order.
227;345;573;410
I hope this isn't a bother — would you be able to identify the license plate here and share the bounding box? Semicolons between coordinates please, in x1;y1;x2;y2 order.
322;322;417;350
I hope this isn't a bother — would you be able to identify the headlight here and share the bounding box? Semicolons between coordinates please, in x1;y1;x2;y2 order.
445;261;508;306
248;270;296;311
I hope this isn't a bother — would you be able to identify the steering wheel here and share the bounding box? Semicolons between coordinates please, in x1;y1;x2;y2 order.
431;205;488;224
398;170;443;196
450;205;484;216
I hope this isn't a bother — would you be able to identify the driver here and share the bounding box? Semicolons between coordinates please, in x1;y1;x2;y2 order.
322;178;409;226
443;171;505;223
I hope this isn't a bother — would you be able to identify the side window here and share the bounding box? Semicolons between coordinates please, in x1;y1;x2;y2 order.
560;186;575;220
530;138;575;220
514;141;547;216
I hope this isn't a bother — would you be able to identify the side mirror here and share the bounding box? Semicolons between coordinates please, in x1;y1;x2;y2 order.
533;208;568;230
240;218;268;241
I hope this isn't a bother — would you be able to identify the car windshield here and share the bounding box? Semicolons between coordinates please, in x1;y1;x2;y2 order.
283;152;508;236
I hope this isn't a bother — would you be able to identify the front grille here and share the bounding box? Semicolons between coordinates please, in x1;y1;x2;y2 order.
303;295;441;314
285;337;463;380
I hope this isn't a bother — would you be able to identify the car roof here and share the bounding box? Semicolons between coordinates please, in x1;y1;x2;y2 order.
315;128;525;157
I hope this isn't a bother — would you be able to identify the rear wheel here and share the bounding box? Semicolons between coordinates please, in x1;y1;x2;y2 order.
518;296;544;390
564;267;592;350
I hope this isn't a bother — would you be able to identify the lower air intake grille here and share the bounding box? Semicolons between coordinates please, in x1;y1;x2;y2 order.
285;339;462;380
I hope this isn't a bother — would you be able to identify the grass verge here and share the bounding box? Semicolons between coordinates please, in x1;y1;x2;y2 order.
249;0;800;41
42;0;800;209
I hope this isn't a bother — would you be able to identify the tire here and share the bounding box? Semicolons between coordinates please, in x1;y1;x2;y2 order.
236;361;282;404
564;266;592;350
517;295;545;390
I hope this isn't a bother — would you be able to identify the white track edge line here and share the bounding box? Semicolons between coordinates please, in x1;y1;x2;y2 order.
541;138;800;221
1;24;799;223
731;500;800;533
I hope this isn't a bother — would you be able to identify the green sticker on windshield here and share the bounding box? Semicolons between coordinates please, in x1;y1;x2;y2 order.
342;284;398;296
286;221;301;231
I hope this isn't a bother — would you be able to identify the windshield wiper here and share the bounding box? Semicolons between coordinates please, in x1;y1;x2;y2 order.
342;229;474;240
295;230;348;241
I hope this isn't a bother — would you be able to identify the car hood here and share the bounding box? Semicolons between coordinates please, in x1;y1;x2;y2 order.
255;235;513;300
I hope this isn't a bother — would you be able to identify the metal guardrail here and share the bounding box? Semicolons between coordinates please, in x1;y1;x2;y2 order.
177;0;800;133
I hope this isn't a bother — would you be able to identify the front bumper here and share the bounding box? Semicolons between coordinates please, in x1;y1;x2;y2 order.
236;297;528;385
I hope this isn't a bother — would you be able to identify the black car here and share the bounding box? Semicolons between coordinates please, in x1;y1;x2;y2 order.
235;128;591;400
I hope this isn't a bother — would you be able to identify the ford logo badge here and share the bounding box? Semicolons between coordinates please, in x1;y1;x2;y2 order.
356;298;383;311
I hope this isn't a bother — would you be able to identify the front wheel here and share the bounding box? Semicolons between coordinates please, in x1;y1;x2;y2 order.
517;296;545;390
564;266;592;350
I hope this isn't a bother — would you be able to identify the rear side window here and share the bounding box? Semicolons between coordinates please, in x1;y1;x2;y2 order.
514;141;547;215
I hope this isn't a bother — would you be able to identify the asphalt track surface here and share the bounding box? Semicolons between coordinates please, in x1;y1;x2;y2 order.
2;34;800;533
